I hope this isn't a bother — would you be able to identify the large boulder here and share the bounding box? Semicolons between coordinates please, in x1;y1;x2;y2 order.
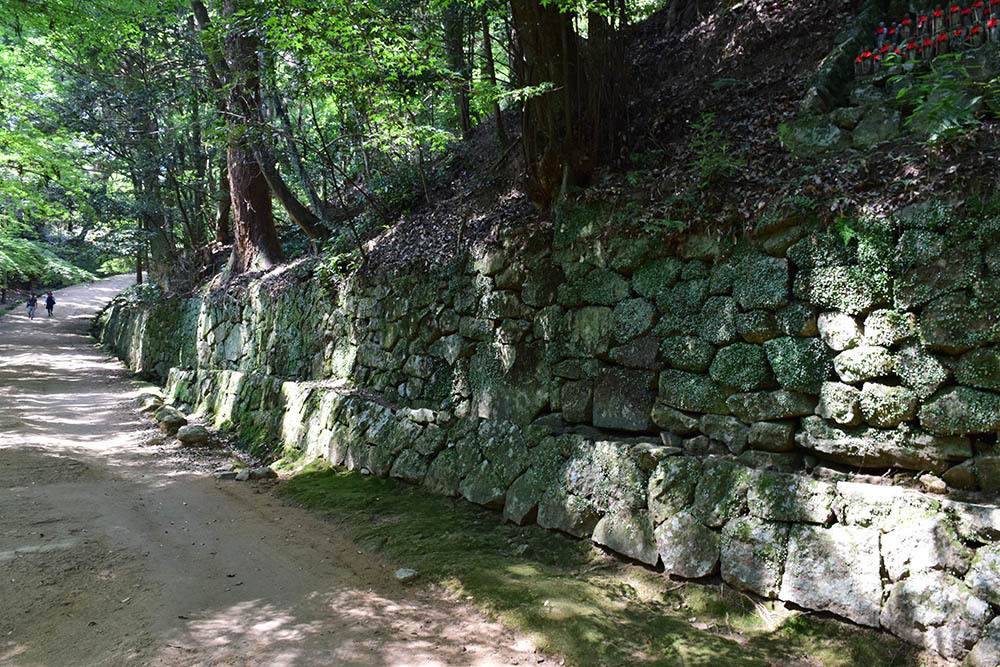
592;511;659;566
746;470;835;524
965;544;1000;608
721;517;789;599
851;107;900;149
881;571;992;660
690;459;751;528
763;337;832;394
592;367;656;432
657;369;731;414
655;511;719;578
647;457;701;524
919;387;1000;435
881;516;972;582
780;524;882;627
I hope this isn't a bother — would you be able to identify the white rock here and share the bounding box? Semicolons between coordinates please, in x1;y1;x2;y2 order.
817;311;861;351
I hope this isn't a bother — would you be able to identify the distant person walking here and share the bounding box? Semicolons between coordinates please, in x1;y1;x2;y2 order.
26;294;37;320
45;293;55;317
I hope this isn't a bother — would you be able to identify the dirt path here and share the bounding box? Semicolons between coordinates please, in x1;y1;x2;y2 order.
0;276;541;666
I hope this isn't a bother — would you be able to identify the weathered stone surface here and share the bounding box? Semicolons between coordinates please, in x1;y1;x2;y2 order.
764;337;832;394
943;500;1000;543
630;441;680;472
726;390;816;422
613;298;655;344
658;280;708;316
721;517;788;598
796;266;890;315
852;107;900;148
691;460;751;528
736;450;804;472
390;449;430;483
657;369;730;414
655;511;719;578
778;115;850;156
733;255;790;310
593;368;656;432
881;571;992;660
798;416;971;472
882;516;973;582
698;296;739;346
966;544;1000;607
659;336;715;373
561;380;592;423
965;617;1000;667
423;443;481;497
155;406;187;435
459;460;508;509
632;257;682;301
976;456;1000;493
709;343;772;392
562;440;647;513
647;457;701;524
608;335;661;370
896;233;979;310
920;387;1000;435
941;460;979;490
775;302;818;337
816;381;862;426
537;489;600;538
736;310;781;344
832;345;894;384
780;524;882;626
592;511;659;566
682;434;727;456
956;347;1000;392
817;311;861;351
895;344;949;400
176;424;211;445
699;415;750;455
747;470;835;524
504;468;550;525
920;292;1000;354
863;309;916;347
859;382;918;428
747;421;795;452
470;342;549;426
650;404;700;435
561;306;614;357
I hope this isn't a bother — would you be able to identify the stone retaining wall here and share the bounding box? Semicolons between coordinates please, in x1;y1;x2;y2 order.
96;204;1000;661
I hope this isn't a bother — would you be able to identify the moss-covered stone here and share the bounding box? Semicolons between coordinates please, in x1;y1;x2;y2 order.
852;107;900;148
657;279;708;316
863;309;916;347
537;489;601;538
657;369;731;414
726;389;816;422
763;337;832;394
795;266;890;315
656;511;720;578
699;414;750;454
775;302;818;337
733;255;790;310
592;367;656;432
698;296;738;346
919;292;1000;354
659;336;715;373
832;345;893;384
592;511;659;566
647;457;702;524
721;517;788;599
690;459;751;528
747;470;835;524
894;344;949;400
561;306;614;357
423;440;482;497
612;298;655;344
577;268;630;306
919;387;1000;435
709;343;772;392
798;416;972;471
816;381;862;426
632;257;682;301
778;115;850;156
747;421;796;452
736;310;781;344
955;346;1000;391
649;403;700;434
859;382;918;428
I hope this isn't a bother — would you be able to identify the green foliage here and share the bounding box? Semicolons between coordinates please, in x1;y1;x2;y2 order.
688;111;745;190
0;237;95;286
892;53;1000;146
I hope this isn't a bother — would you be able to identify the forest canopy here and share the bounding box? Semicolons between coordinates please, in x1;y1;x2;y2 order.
0;0;672;290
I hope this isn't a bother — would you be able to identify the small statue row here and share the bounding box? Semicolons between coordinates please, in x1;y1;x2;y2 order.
856;5;1000;75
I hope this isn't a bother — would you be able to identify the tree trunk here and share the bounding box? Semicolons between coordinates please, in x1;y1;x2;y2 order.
443;3;472;139
215;156;233;244
220;0;285;272
481;7;507;148
228;144;283;272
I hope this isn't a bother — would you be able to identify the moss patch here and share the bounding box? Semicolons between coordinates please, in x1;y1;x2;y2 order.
281;464;923;666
